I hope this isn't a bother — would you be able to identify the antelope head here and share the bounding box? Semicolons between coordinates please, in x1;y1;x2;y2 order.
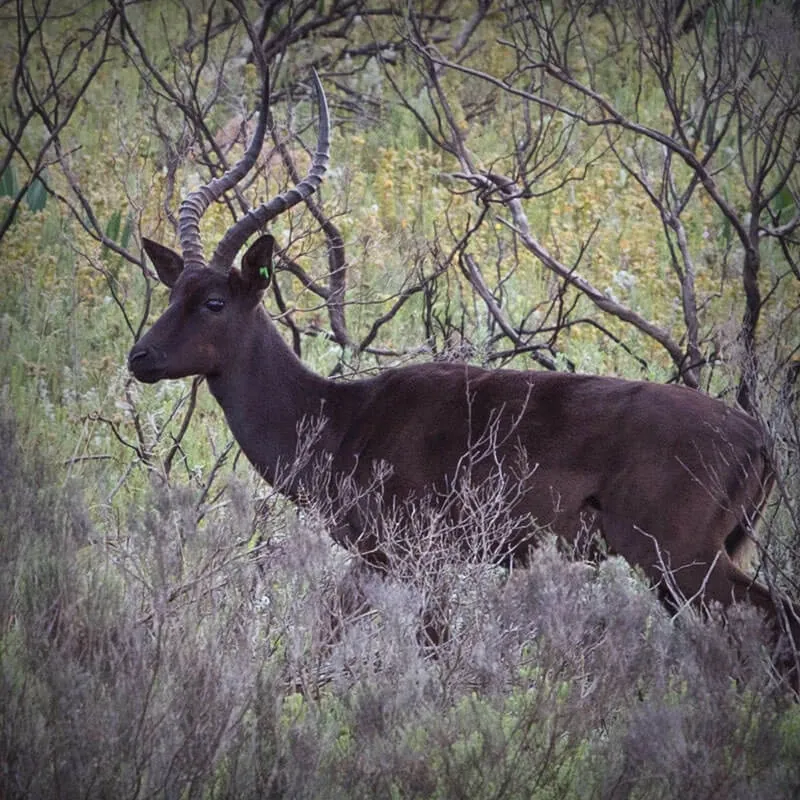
128;70;330;384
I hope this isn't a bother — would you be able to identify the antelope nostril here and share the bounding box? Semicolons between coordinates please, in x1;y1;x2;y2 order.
128;347;149;367
128;345;166;383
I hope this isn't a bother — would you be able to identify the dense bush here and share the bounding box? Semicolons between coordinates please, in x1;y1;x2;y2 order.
2;417;799;799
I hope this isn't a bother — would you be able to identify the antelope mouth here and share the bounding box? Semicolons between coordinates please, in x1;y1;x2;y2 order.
128;346;166;383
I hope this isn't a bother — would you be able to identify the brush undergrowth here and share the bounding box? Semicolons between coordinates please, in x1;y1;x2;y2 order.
2;413;799;800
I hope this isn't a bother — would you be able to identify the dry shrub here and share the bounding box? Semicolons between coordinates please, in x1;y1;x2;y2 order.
2;416;799;799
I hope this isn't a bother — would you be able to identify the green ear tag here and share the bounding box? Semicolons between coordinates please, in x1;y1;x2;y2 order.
259;266;270;280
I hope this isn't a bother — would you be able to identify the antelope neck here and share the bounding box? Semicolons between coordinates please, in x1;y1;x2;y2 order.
206;309;335;491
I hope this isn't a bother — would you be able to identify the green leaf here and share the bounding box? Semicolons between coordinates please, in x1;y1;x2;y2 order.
25;177;47;212
101;209;123;267
105;209;122;242
120;212;134;250
771;186;795;225
0;165;19;198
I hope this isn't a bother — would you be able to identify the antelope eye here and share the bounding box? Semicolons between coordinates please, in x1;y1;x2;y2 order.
205;298;225;312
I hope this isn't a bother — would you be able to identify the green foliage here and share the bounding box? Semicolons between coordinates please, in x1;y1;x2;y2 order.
25;176;47;213
0;166;48;226
0;165;19;198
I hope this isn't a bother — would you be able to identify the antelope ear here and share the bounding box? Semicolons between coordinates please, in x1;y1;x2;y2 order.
240;234;274;294
143;238;184;287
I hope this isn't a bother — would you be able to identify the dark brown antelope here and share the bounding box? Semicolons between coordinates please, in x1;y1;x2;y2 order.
128;70;798;660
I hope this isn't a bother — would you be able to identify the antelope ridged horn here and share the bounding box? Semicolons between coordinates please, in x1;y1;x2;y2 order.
208;69;330;273
177;72;272;271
